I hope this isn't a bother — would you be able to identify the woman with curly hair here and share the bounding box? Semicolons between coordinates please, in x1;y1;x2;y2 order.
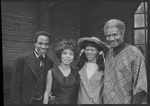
43;39;80;104
77;36;108;104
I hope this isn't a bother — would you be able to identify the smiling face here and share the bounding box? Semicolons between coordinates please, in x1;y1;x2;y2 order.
61;49;74;65
85;46;99;63
34;35;49;55
105;27;124;48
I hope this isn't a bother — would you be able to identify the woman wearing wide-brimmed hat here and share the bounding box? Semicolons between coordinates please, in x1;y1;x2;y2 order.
77;36;108;104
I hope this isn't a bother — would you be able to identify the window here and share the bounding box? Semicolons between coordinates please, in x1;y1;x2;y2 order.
134;2;148;65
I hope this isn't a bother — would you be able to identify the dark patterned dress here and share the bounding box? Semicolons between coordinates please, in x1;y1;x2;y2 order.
51;66;79;104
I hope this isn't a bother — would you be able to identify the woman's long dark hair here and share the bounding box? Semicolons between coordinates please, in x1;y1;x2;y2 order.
77;41;105;71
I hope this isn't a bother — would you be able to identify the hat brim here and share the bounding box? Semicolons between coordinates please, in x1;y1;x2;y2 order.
78;37;107;51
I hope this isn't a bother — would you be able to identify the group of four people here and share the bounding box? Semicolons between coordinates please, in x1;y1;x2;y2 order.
11;19;147;104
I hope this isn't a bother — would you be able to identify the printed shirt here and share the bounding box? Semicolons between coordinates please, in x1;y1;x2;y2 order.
103;44;147;104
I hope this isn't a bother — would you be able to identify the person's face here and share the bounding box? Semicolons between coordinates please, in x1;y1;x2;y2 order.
105;27;124;48
61;49;74;65
34;35;49;55
85;46;98;63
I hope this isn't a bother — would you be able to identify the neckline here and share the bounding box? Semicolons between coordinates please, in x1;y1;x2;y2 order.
57;66;72;78
113;42;127;56
86;62;97;65
34;50;45;58
85;62;98;80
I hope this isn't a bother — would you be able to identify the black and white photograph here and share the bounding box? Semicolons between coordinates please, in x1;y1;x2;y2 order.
2;1;148;105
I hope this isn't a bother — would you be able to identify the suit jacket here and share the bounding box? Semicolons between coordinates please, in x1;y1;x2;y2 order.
11;51;53;104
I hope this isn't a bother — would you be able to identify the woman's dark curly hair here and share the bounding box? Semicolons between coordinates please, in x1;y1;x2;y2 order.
55;39;80;62
77;41;105;71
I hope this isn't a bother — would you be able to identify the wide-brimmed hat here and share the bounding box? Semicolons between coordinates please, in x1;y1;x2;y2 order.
78;36;108;51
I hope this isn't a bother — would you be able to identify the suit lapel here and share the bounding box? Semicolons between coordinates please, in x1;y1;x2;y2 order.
45;55;50;73
26;51;38;78
37;55;50;77
37;65;45;77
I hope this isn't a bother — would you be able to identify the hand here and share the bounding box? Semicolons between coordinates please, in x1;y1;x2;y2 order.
49;93;55;101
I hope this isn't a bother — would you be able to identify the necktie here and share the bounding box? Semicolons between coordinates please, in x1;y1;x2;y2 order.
39;55;44;62
38;55;45;67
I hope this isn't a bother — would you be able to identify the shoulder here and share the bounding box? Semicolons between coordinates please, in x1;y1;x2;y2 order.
47;69;52;75
15;52;31;62
71;66;78;71
50;66;60;79
50;66;59;73
71;66;79;76
46;55;53;63
126;45;143;55
125;44;144;59
47;70;53;79
46;55;54;68
127;44;139;51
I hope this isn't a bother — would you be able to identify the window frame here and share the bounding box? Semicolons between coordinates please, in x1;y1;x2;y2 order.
133;2;148;65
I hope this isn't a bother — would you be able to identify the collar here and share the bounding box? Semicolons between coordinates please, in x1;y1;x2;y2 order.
34;49;45;59
113;42;127;56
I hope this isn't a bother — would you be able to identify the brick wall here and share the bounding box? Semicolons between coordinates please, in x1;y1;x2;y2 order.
2;2;39;104
80;2;135;44
47;2;80;67
50;2;80;43
2;2;80;104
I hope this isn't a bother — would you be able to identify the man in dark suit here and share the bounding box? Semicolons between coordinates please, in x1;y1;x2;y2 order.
11;31;53;104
